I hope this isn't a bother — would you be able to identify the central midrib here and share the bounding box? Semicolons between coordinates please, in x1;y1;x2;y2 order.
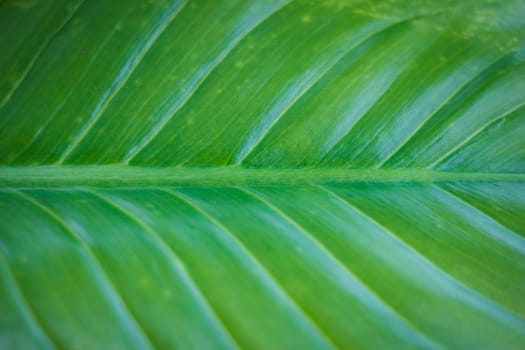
0;166;524;187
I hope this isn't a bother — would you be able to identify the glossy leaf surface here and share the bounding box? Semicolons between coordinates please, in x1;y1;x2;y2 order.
1;0;525;349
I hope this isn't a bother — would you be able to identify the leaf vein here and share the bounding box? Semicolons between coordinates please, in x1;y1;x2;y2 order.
377;51;514;168
0;0;86;110
124;0;294;164
320;185;525;329
14;190;156;350
428;100;525;169
239;13;441;164
57;0;189;164
90;189;241;350
163;188;339;350
242;186;441;349
0;253;57;350
434;185;525;255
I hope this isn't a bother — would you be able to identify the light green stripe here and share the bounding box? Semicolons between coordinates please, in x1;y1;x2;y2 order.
0;166;524;187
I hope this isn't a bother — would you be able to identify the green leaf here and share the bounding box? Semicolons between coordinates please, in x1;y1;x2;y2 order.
1;0;525;349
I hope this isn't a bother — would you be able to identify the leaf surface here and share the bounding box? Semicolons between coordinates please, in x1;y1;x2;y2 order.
1;0;525;349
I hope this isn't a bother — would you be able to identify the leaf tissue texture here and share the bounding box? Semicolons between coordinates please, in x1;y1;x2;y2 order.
0;0;525;348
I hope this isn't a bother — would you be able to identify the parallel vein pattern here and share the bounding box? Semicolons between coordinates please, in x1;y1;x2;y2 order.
15;191;155;350
1;0;524;168
2;184;525;348
1;0;525;349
